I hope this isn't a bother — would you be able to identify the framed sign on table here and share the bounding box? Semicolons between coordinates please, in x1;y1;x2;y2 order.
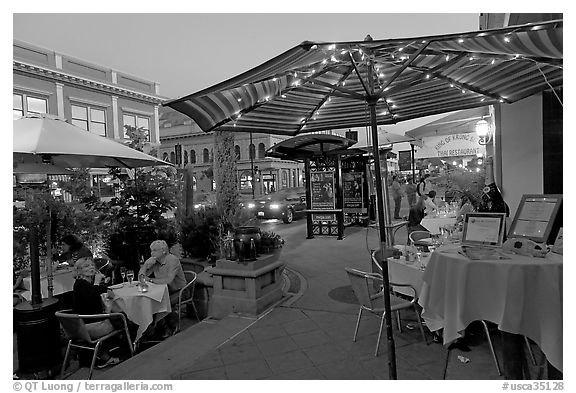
508;194;562;244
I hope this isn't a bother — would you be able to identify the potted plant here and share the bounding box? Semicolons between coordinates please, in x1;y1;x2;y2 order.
258;230;284;254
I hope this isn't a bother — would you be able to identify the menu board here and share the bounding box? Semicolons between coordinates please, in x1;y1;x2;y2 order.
398;150;412;171
310;171;335;221
508;194;562;243
343;172;363;211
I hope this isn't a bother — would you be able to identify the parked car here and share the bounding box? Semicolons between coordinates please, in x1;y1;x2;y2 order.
246;187;307;224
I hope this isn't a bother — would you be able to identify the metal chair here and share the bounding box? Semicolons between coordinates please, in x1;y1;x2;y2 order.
175;271;200;332
345;267;427;357
56;309;133;380
408;230;432;251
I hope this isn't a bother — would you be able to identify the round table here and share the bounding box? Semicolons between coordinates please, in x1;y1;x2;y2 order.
419;244;563;372
421;214;456;235
107;282;171;341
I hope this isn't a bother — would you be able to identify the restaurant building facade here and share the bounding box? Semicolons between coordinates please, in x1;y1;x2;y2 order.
13;39;166;200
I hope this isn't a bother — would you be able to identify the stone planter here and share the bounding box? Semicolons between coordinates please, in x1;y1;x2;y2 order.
207;249;285;319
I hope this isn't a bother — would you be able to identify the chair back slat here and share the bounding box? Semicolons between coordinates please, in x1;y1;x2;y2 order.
56;311;92;342
346;268;381;308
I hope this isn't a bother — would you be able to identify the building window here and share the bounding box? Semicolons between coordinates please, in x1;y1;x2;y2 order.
258;143;266;159
249;144;255;160
13;93;48;119
235;145;241;160
184;150;189;165
282;171;288;187
203;148;210;163
163;152;169;161
190;150;196;164
71;104;107;136
123;113;150;141
170;152;175;163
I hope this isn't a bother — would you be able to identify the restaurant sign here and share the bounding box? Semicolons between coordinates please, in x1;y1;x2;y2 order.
414;133;485;159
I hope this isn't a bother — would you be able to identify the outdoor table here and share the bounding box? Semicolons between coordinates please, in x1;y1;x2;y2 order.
107;282;171;341
421;214;456;235
418;243;563;372
20;267;75;301
386;246;428;298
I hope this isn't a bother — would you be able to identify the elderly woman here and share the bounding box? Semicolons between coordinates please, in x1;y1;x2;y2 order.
73;257;119;368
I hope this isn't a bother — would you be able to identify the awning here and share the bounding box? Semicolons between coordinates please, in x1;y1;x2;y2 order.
405;107;490;139
165;20;562;136
266;134;357;160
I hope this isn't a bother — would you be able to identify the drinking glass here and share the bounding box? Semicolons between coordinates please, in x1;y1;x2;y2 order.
126;270;134;286
120;267;127;283
416;252;424;271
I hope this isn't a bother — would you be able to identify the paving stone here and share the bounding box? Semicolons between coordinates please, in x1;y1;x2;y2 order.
179;351;223;373
256;336;299;356
248;324;286;342
302;343;349;365
264;349;314;374
281;317;320;335
316;358;376;380
180;366;228;380
265;366;326;380
259;307;308;325
290;329;333;349
218;342;263;365
228;330;256;346
224;358;273;380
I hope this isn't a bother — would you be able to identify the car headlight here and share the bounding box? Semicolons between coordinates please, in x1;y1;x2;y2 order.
270;203;280;210
193;204;202;209
247;203;255;209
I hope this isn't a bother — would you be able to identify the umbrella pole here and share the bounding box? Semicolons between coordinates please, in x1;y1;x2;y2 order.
411;144;416;183
368;98;397;379
46;206;54;298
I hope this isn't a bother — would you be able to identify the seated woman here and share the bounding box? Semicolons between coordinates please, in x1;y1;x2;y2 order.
407;195;430;237
456;195;475;223
424;191;439;215
72;257;119;368
55;235;93;265
13;269;29;307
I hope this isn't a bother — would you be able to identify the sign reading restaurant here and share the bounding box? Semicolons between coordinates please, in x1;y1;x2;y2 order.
414;132;485;159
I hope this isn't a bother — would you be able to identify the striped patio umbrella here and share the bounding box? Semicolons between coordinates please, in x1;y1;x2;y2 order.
164;19;562;380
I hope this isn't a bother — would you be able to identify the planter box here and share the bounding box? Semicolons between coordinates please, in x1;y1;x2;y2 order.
207;250;285;319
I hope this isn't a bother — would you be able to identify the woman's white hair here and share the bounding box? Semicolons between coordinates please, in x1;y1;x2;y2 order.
74;257;96;280
150;240;169;252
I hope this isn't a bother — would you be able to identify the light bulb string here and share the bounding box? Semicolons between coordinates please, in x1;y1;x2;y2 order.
526;58;563;108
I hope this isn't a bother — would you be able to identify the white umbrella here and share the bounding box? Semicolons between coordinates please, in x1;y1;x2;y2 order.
13;113;170;168
13;113;172;305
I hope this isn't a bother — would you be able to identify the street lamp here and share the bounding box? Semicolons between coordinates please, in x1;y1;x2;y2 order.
476;118;492;145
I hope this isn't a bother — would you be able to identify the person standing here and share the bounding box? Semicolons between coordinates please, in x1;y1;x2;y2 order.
391;175;403;220
405;177;417;208
416;174;429;197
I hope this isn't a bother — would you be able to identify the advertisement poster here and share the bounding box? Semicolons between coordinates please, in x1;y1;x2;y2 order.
310;171;335;221
343;172;363;210
398;150;412;171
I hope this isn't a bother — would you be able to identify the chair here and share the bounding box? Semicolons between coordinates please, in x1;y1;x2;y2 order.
408;230;432;250
56;310;133;380
345;267;427;357
175;271;200;332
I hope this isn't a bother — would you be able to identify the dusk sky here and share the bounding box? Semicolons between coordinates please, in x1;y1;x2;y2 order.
13;13;480;100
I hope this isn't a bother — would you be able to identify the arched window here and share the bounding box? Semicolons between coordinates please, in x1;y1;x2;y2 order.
281;171;288;187
258;143;266;158
184;150;188;165
203;148;210;163
190;150;196;164
162;152;169;161
170;152;175;163
249;144;255;160
192;176;197;191
235;145;241;160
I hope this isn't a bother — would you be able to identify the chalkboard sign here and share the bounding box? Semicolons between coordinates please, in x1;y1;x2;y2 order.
508;194;562;244
398;150;412;171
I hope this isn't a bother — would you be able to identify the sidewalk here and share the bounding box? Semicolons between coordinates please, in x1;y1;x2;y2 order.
93;223;543;380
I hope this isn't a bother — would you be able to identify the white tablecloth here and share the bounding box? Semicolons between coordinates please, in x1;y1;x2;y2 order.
387;246;429;298
419;244;563;372
421;215;456;235
21;268;75;301
107;283;171;341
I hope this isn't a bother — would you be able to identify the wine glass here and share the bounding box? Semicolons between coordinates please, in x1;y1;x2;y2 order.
126;270;134;286
120;267;127;284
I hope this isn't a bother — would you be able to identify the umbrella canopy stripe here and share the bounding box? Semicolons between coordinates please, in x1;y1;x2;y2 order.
165;20;562;136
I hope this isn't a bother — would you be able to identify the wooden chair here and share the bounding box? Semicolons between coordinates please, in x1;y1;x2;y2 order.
345;267;427;357
175;271;200;332
56;310;133;380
